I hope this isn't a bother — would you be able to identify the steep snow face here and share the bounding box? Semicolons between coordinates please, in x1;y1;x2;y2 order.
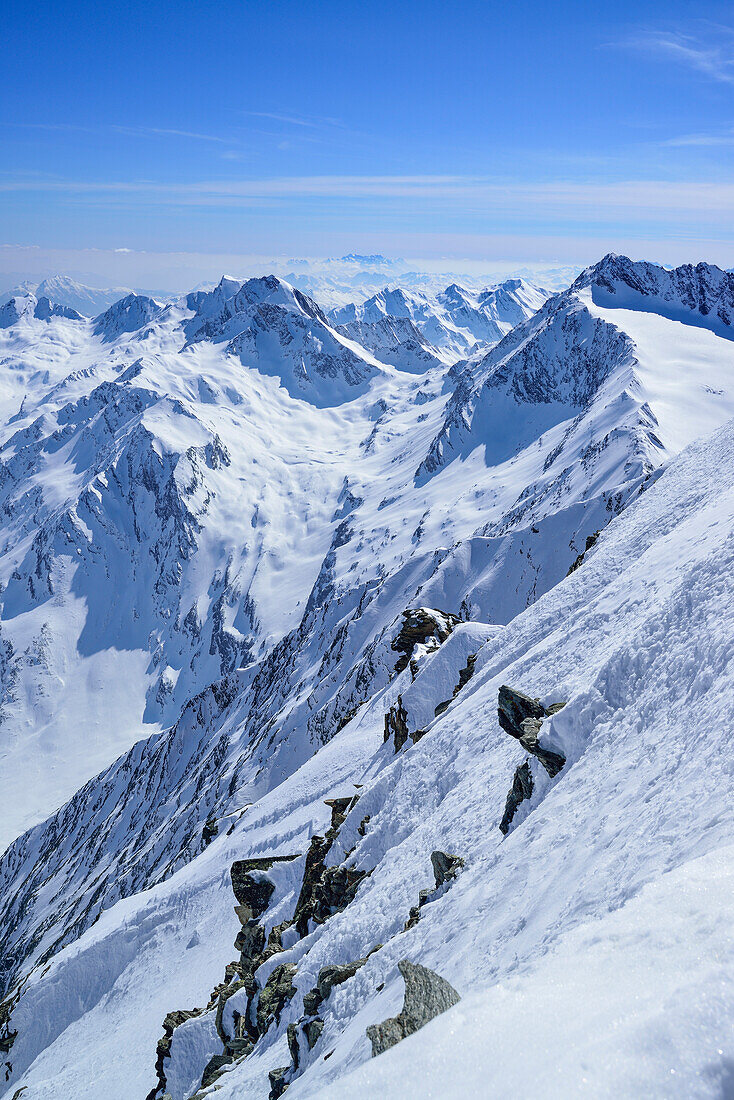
1;254;731;1008
35;276;135;317
332;315;450;372
94;292;163;340
184;275;386;406
3;414;734;1100
578;252;734;335
0;293;84;327
331;278;549;360
0;293;381;846
420;257;734;490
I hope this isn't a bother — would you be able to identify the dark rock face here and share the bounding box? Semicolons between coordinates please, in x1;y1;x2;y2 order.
230;868;275;918
430;850;464;889
303;1017;324;1050
434;653;477;716
293;833;368;938
498;684;546;736
268;1066;290;1099
391;608;460;675
200;1052;234;1089
231;855;298;912
256;963;298;1035
384;695;410;752
566;530;600;576
303;955;372;1018
144;1007;204;1099
497;685;566;777
366;960;460;1057
499;760;534;834
324;794;359;830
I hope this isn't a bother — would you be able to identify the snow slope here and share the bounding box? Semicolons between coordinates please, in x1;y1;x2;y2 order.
2;408;733;1100
330;278;548;360
0;276;135;316
0;255;733;1099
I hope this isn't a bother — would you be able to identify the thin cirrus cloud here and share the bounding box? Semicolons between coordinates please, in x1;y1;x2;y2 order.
2;175;734;228
3;121;230;143
662;127;734;147
620;26;734;84
111;126;229;143
242;111;344;129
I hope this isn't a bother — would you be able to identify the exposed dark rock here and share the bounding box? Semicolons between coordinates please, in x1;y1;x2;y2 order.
303;954;373;1017
303;1017;324;1050
230;855;298;917
498;684;546;736
566;530;600;575
201;815;219;847
497;685;566;777
234;918;265;960
293;832;369;938
430;850;464;889
200;1051;234;1089
435;652;478;716
256;963;298;1035
268;1066;290;1099
403;905;421;931
287;1022;301;1070
366;960;460;1057
357;814;371;837
391;608;460;675
384;694;410;751
499;759;534;835
324;794;359;830
456;653;476;691
145;1007;204;1099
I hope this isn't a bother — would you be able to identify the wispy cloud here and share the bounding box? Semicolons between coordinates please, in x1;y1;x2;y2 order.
620;27;734;84
2;121;229;143
111;126;228;143
662;126;734;147
243;111;343;129
3;175;734;225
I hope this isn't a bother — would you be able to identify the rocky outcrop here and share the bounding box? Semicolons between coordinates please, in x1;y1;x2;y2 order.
404;851;464;931
292;800;368;937
499;760;534;835
273;944;383;1096
566;530;600;575
145;1008;205;1100
498;685;566;777
366;960;460;1056
231;855;298;919
302;954;374;1019
256;963;298;1034
384;695;410;752
435;652;477;716
268;1066;290;1099
430;850;464;888
391;608;460;675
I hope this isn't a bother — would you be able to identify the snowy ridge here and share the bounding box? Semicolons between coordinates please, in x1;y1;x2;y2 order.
420;254;734;484
0;277;135;317
2;410;734;1100
0;255;733;1099
330;277;548;360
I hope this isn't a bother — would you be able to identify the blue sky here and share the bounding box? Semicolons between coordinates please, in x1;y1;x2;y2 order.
1;0;733;284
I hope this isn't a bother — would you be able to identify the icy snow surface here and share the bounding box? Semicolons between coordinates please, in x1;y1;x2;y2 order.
1;256;733;1099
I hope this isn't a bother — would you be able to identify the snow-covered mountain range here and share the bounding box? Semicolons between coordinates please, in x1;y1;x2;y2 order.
330;278;548;359
0;256;733;1100
0;275;136;316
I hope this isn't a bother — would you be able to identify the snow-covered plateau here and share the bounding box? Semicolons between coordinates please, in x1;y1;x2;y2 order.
0;255;732;1100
